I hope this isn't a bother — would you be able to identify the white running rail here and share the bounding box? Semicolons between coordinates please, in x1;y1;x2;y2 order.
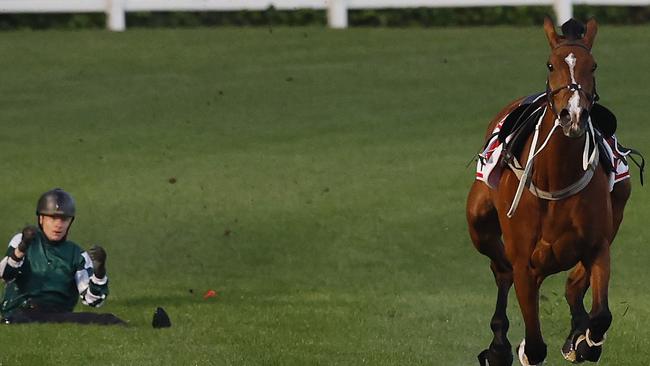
0;0;648;31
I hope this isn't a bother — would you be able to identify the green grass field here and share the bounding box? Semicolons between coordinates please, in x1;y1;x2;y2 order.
0;25;648;365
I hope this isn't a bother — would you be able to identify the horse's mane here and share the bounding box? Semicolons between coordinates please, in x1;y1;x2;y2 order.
560;19;586;42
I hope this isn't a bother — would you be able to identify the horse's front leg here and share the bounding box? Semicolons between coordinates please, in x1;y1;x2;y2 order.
513;263;547;365
562;263;590;362
564;181;629;362
574;244;612;363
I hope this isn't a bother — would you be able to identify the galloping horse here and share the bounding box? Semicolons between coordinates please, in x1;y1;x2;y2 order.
467;17;636;365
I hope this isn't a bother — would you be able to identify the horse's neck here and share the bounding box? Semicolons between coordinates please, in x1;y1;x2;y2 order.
528;112;588;192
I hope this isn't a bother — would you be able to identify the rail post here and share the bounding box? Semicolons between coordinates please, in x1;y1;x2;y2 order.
327;0;348;29
553;0;573;25
107;0;126;31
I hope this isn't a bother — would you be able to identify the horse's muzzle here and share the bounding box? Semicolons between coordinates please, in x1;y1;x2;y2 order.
559;108;589;138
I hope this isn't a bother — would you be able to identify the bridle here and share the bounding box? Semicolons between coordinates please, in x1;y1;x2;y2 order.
544;42;599;123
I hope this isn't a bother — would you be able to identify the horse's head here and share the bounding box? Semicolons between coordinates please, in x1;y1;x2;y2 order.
544;17;598;138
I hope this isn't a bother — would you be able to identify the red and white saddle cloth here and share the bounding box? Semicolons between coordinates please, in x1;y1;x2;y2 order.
476;115;630;192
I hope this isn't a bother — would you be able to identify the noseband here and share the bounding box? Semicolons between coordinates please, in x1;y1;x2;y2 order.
545;42;599;121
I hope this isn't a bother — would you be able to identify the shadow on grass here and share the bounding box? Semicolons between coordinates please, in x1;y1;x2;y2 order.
110;293;219;307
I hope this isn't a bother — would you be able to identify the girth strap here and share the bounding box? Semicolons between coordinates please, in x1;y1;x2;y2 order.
507;150;597;201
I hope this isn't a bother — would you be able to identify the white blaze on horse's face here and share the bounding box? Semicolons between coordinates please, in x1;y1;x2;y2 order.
549;49;595;139
565;53;583;137
565;53;578;83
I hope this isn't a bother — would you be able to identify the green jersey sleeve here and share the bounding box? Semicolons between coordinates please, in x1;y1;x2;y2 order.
0;234;25;282
75;250;110;307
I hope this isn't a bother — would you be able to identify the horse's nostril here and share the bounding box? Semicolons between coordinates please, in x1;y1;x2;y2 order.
560;109;570;119
580;109;590;123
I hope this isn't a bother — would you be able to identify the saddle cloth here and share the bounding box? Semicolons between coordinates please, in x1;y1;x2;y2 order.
475;115;630;192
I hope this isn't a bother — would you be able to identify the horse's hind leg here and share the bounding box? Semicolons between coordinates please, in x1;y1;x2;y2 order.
478;263;514;366
467;182;510;273
467;181;514;366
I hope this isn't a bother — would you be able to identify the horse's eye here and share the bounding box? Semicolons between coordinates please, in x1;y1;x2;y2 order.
547;63;554;72
592;63;598;72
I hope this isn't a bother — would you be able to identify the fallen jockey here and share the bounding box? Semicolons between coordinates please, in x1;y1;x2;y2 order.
0;188;125;325
476;92;644;195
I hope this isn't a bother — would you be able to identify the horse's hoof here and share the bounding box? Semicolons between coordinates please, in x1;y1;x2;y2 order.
516;339;545;366
561;346;579;363
561;332;583;363
575;337;602;362
565;329;604;363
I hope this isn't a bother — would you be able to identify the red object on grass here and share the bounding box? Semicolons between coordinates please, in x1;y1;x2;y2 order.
203;290;217;299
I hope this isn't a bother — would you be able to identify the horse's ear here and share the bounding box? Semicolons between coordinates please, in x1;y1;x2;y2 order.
543;16;560;49
583;18;598;50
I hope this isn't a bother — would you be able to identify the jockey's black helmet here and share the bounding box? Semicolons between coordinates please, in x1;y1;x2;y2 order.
36;188;76;218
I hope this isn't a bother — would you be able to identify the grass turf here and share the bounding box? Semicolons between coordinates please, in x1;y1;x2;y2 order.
0;25;648;365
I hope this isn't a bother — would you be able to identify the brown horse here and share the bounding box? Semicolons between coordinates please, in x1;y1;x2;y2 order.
466;17;632;365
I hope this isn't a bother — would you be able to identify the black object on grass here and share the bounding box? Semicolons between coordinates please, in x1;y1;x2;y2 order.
152;307;171;328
